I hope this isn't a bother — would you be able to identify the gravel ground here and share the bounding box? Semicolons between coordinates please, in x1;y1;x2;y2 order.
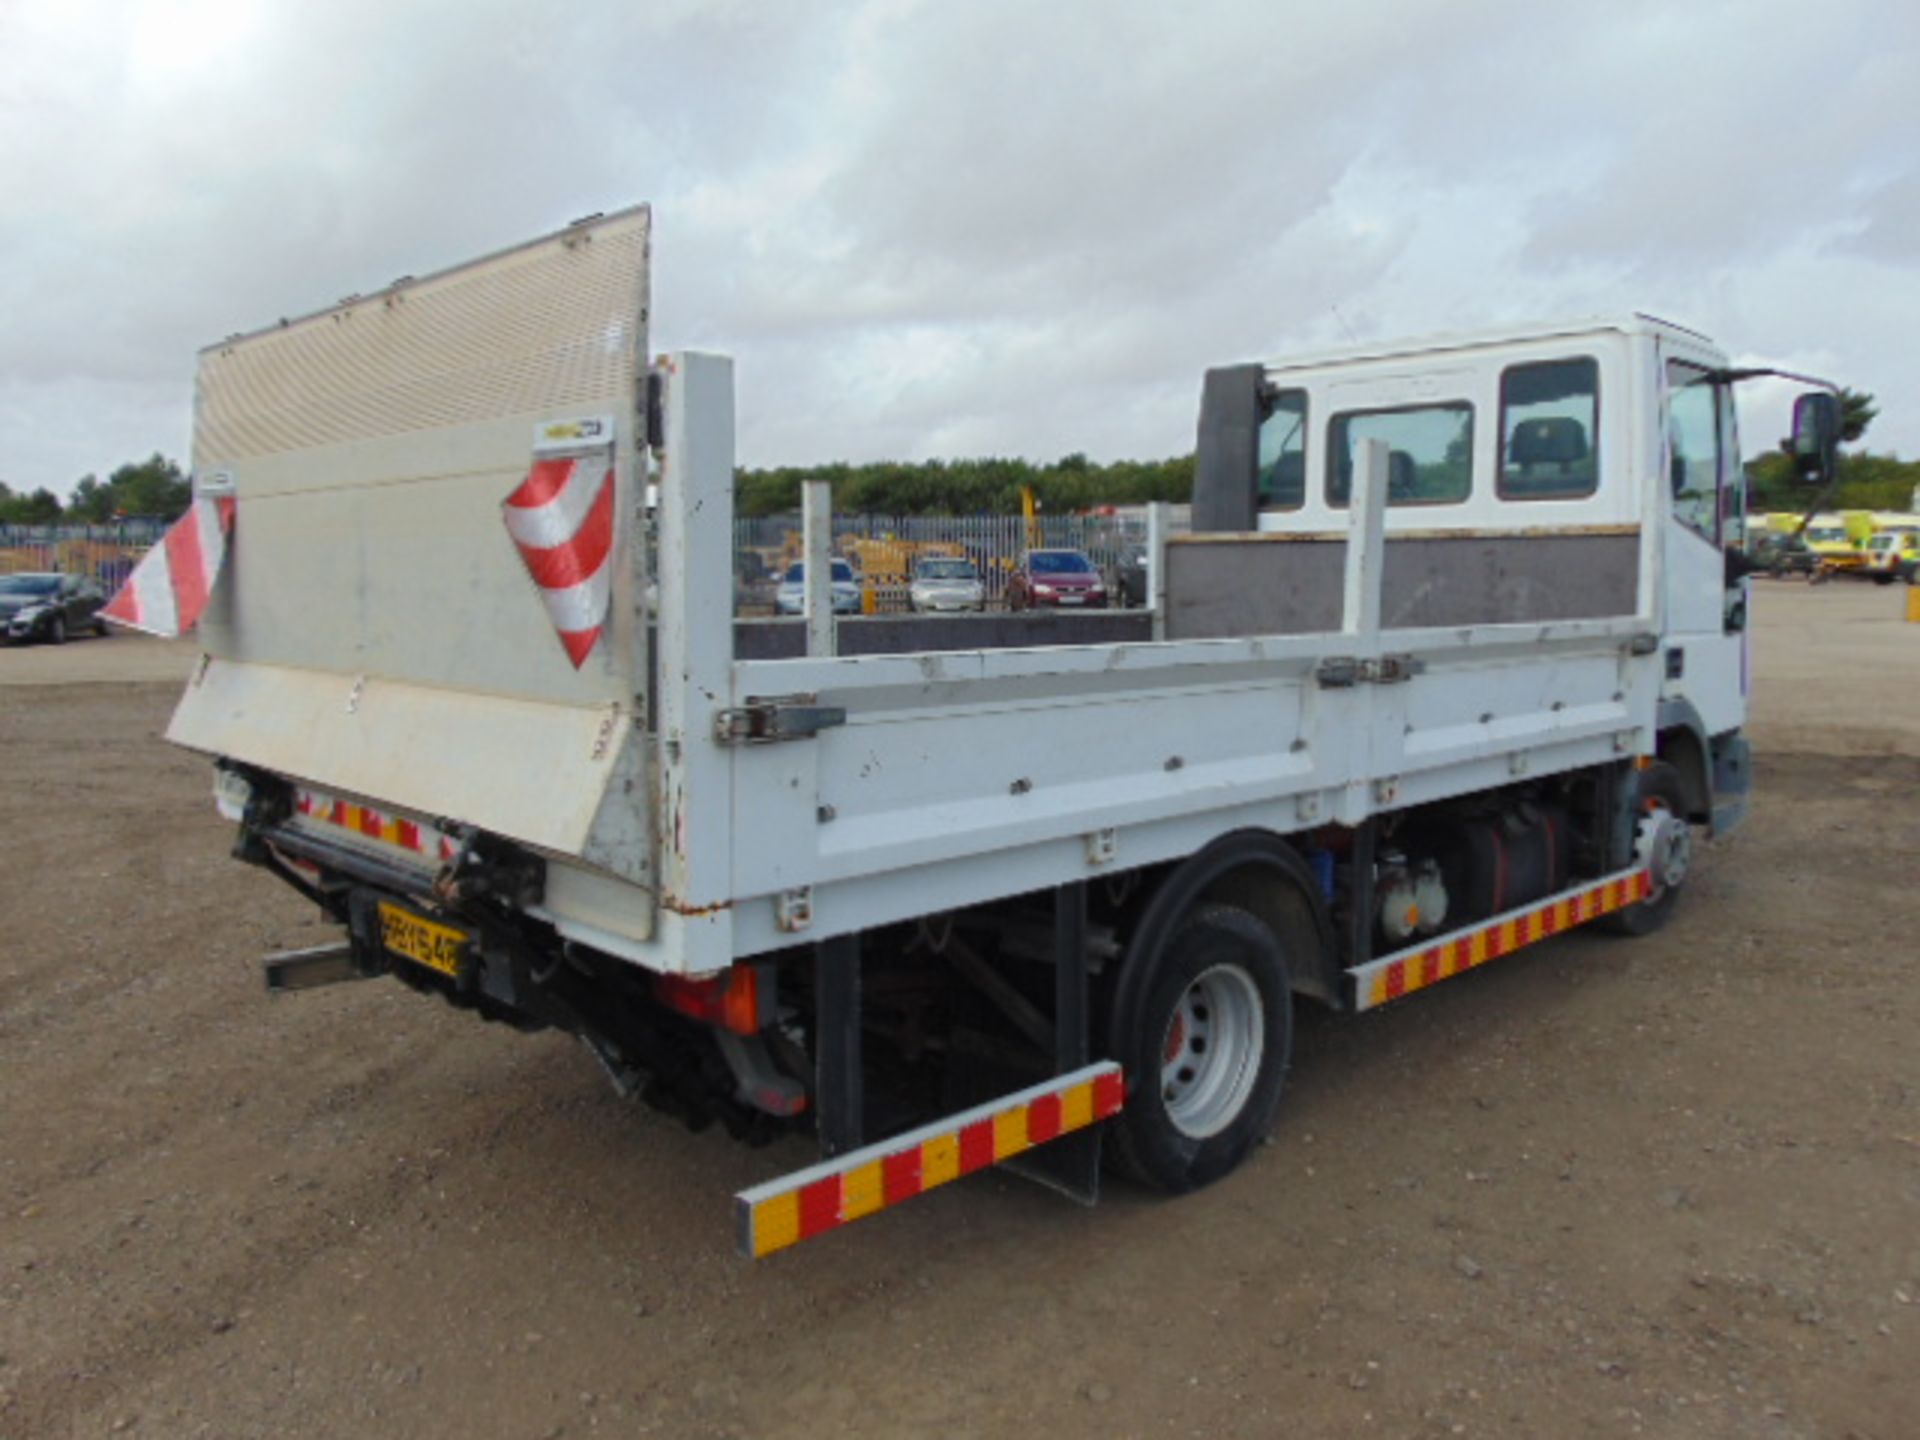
1;583;1916;1439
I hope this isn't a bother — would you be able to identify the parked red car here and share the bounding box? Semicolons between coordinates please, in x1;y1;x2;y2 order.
1006;549;1108;610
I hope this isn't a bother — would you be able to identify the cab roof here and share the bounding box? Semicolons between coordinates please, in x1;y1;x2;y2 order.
1261;313;1721;377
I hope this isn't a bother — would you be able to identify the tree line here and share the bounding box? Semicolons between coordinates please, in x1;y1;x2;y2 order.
0;455;190;526
734;452;1196;518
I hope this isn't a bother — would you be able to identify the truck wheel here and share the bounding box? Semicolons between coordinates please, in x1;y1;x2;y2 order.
1604;761;1691;938
1108;904;1292;1193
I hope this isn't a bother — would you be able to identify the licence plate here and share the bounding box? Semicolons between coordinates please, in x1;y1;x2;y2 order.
1057;594;1085;605
377;901;468;979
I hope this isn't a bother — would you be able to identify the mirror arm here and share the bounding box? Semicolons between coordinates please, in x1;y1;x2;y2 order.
1789;476;1845;540
1709;365;1842;393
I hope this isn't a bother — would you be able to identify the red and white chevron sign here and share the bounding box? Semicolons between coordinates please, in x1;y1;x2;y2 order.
503;427;616;668
100;494;237;638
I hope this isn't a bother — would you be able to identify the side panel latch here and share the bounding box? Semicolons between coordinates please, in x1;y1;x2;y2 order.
715;696;847;745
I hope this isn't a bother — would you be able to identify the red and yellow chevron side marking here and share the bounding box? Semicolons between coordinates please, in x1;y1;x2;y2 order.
735;1062;1125;1259
1353;867;1651;1012
293;786;457;863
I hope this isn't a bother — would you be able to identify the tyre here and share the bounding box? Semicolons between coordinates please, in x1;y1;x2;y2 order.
1604;760;1692;937
49;615;67;645
95;616;112;637
1108;904;1292;1193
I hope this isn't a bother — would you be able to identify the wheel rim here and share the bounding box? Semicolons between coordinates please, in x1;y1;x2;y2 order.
1635;800;1692;901
1159;962;1264;1140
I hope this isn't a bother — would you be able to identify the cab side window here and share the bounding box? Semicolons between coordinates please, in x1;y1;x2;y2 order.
1666;362;1721;542
1327;402;1474;507
1255;389;1308;511
1499;358;1598;500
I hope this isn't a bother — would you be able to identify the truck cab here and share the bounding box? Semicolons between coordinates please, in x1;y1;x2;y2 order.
1189;314;1754;832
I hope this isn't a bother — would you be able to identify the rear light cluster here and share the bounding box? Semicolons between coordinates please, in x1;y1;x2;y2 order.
652;963;772;1035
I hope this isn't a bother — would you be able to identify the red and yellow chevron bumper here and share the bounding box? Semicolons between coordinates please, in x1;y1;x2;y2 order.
1351;866;1651;1012
292;785;458;864
735;1062;1124;1258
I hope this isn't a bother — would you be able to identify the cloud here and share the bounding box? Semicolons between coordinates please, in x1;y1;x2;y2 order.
2;0;1917;496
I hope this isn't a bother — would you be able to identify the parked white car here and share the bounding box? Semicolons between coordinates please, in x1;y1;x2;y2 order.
1863;528;1918;584
775;559;862;615
908;556;985;612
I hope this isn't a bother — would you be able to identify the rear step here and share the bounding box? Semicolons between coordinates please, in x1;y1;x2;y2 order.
263;941;368;993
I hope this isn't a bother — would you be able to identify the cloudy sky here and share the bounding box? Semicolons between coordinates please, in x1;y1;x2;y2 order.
3;0;1916;498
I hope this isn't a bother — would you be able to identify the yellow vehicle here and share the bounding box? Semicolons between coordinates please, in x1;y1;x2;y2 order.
1802;512;1866;575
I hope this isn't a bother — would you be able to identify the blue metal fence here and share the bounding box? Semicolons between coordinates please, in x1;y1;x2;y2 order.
0;520;170;590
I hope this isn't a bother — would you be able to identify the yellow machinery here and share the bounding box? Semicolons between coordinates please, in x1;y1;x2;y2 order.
1802;512;1867;574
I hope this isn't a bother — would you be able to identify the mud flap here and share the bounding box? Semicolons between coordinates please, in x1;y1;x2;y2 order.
1003;1126;1104;1206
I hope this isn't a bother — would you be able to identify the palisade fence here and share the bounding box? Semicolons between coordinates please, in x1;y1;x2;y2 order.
1;509;1191;617
0;520;169;591
730;509;1187;612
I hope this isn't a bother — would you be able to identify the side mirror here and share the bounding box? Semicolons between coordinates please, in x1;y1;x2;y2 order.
1191;364;1266;532
1790;392;1841;485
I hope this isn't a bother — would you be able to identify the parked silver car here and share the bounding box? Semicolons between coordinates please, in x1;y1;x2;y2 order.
775;559;863;615
908;556;985;613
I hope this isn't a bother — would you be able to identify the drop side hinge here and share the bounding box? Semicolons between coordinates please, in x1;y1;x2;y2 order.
1315;654;1422;688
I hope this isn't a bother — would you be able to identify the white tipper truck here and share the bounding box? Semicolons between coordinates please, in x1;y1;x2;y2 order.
159;206;1840;1256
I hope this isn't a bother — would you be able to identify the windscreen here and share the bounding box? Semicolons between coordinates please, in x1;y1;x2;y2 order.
1031;552;1093;574
918;559;977;579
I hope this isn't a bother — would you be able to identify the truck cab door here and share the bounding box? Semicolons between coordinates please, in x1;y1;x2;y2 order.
1657;347;1747;737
